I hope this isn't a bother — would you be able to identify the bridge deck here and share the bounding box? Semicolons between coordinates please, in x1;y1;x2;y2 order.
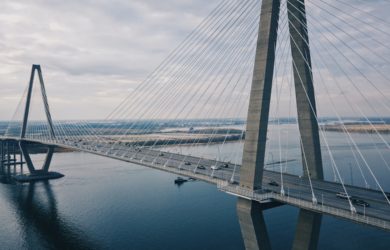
2;137;389;231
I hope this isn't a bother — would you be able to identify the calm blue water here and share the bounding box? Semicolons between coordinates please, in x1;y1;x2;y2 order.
0;127;389;249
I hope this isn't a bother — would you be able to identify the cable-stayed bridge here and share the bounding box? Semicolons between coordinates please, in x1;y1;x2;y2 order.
1;0;389;249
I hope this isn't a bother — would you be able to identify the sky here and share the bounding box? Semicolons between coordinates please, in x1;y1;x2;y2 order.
0;0;389;121
0;0;221;120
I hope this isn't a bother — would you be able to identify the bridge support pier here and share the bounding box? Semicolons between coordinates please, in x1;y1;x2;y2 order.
0;140;26;176
19;141;55;173
6;141;10;169
14;141;63;182
237;198;271;250
0;140;12;170
0;140;4;168
292;210;321;250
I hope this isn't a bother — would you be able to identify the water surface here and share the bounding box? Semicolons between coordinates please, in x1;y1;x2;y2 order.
0;127;389;249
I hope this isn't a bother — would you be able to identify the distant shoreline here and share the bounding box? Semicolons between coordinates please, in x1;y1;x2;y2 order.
322;124;390;134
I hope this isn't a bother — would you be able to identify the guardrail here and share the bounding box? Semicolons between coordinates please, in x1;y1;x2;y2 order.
275;192;390;230
217;182;275;201
217;183;390;231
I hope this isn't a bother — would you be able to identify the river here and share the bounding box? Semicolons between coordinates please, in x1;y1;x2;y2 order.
0;125;389;249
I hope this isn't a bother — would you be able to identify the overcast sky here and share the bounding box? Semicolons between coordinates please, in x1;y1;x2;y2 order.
0;0;389;121
0;0;222;120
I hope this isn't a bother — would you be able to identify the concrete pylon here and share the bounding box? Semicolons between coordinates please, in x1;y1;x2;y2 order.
21;65;56;140
287;0;323;180
287;0;323;249
238;0;323;249
237;1;280;248
18;65;58;177
240;0;281;190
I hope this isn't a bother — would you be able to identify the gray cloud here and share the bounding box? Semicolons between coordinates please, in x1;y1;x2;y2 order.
0;0;221;120
0;0;389;121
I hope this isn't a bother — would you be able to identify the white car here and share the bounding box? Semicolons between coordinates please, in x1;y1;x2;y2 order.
211;165;220;170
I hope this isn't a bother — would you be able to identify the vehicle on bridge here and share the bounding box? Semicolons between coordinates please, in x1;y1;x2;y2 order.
336;192;352;199
211;165;220;170
197;165;206;170
352;198;370;207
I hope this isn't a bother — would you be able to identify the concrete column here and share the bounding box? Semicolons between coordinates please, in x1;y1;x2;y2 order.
20;148;23;172
292;209;321;250
18;141;55;174
240;0;280;190
13;142;16;170
19;141;36;173
287;0;323;179
237;198;271;250
1;141;4;169
6;141;10;168
37;66;56;140
12;142;16;162
0;141;3;167
21;66;36;139
287;1;323;249
21;65;56;141
42;146;55;172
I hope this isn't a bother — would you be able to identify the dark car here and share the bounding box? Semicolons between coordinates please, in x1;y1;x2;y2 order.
268;180;279;186
222;163;229;168
352;198;370;207
197;165;206;170
184;161;191;165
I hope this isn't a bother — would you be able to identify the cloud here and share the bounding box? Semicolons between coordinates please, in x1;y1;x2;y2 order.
0;0;389;121
0;0;220;120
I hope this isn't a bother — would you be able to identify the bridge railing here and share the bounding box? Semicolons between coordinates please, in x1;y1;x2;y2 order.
218;182;390;231
274;192;390;231
217;182;275;201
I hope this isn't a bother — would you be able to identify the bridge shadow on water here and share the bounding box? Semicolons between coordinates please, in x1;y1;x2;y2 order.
0;166;101;250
